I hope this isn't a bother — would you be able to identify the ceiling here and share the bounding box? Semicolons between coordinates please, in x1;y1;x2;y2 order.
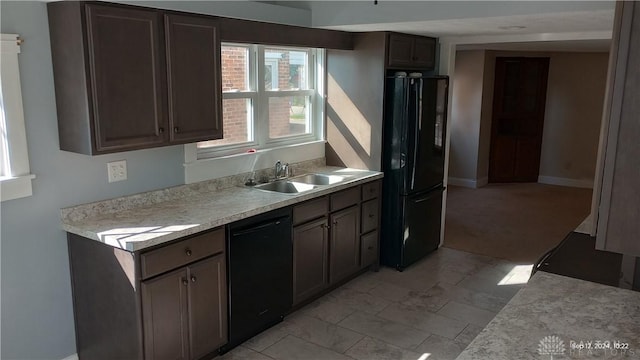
266;1;615;52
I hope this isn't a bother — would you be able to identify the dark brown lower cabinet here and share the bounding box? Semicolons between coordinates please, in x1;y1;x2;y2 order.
329;206;360;284
67;228;227;360
142;254;227;360
293;217;330;304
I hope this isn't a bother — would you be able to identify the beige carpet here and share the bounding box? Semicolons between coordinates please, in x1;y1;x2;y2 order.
443;183;593;264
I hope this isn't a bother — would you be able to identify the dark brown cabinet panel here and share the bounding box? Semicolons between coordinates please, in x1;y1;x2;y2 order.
187;254;227;359
361;199;379;234
48;2;223;155
165;14;223;144
329;205;360;284
361;231;379;268
142;267;189;360
387;33;436;70
293;217;329;305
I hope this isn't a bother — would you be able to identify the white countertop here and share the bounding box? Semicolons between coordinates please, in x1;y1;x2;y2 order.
457;271;640;359
61;166;383;252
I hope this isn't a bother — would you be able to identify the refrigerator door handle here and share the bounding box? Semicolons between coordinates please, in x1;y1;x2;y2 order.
410;80;421;190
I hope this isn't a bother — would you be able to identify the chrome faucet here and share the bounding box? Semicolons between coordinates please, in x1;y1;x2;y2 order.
274;160;290;179
275;160;283;179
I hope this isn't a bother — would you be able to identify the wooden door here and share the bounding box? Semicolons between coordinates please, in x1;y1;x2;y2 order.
85;4;167;152
165;14;223;144
329;206;360;284
293;217;329;304
142;268;189;360
187;255;227;359
489;57;550;182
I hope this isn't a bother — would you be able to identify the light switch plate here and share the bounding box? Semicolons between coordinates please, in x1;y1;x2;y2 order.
107;160;127;183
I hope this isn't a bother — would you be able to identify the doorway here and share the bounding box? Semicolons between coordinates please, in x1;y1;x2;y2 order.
488;57;550;183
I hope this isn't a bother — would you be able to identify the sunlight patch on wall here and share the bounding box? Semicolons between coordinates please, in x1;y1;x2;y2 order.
327;74;371;155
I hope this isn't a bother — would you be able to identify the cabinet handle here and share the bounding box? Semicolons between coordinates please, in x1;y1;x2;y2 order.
182;278;188;286
333;221;338;225
185;248;192;256
369;213;375;218
368;246;374;250
174;126;180;133
159;127;165;134
191;275;197;283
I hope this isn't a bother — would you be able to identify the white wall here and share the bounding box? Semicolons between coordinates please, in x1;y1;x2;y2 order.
448;50;485;186
0;2;311;359
539;52;609;186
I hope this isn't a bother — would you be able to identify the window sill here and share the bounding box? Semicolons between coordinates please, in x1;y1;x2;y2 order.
1;174;35;202
184;140;325;184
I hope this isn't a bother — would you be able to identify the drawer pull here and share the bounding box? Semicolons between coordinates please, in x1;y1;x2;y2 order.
185;248;192;256
182;278;188;286
368;246;374;250
369;213;375;218
191;275;197;283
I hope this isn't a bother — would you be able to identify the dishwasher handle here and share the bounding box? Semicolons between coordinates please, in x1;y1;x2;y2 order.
231;216;290;237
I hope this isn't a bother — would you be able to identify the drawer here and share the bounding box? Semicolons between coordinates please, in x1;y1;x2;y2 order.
361;199;379;234
330;186;360;212
361;231;378;268
140;227;224;279
293;196;328;225
362;180;381;201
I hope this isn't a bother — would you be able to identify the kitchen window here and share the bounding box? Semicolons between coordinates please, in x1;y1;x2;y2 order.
1;34;34;202
196;43;324;159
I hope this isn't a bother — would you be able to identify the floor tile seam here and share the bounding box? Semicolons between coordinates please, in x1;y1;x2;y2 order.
337;311;434;352
267;333;360;360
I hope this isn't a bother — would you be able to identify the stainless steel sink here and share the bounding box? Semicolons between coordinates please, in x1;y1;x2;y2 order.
289;173;346;185
253;180;316;194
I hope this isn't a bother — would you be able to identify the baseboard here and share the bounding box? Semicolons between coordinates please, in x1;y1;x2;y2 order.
448;177;488;188
61;353;78;360
538;175;593;189
447;177;477;188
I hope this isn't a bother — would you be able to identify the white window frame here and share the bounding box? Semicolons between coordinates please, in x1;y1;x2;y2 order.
1;34;35;202
194;44;325;160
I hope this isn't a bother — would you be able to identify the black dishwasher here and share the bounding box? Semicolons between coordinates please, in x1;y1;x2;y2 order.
222;207;292;353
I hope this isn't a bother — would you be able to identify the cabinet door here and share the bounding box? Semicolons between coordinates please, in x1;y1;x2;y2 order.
330;206;360;284
165;14;223;144
142;268;189;360
387;33;414;68
412;37;436;69
187;255;227;359
293;218;329;304
85;4;167;152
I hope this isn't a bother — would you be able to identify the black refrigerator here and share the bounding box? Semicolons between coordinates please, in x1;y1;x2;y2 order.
381;74;448;271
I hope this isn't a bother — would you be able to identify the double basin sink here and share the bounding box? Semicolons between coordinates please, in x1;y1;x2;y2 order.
251;173;347;194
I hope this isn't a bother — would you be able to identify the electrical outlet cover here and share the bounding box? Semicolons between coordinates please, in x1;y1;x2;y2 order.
107;160;127;183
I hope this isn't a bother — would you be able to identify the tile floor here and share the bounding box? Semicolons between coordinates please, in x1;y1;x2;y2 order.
219;247;529;360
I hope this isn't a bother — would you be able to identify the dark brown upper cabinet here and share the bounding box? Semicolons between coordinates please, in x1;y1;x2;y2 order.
387;32;436;70
165;14;222;143
48;2;223;155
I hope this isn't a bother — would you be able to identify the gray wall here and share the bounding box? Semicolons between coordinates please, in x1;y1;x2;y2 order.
0;2;310;359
